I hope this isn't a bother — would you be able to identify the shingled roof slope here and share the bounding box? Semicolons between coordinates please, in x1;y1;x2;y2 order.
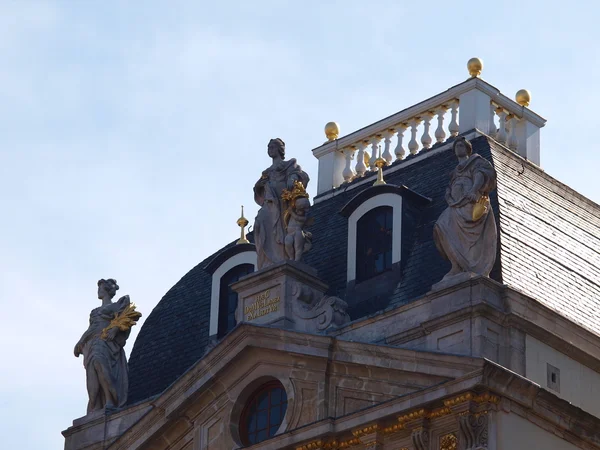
126;134;600;404
127;241;236;404
491;140;600;335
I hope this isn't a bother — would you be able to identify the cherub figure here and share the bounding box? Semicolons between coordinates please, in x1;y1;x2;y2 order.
284;196;312;261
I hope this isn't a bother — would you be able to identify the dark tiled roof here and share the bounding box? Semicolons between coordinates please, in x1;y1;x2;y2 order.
127;135;600;404
491;140;600;334
127;239;239;404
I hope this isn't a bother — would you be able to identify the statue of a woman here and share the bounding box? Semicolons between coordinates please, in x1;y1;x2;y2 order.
74;279;140;413
433;137;497;282
253;138;309;269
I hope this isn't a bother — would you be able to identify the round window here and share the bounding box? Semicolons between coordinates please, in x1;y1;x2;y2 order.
240;381;288;445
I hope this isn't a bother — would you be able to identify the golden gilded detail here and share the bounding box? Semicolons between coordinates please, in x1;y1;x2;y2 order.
100;303;142;340
282;180;310;206
325;122;340;141
372;156;387;186
244;289;280;321
382;423;405;434
440;433;458;450
351;424;379;438
296;441;323;450
236;205;250;245
443;392;474;407
473;393;500;404
515;89;531;107
472;195;489;221
467;57;483;78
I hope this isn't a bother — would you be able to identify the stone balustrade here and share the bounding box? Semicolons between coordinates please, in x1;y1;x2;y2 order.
312;77;546;196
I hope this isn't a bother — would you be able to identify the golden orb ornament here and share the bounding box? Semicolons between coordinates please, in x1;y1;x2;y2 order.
515;89;531;107
467;57;483;78
324;122;340;141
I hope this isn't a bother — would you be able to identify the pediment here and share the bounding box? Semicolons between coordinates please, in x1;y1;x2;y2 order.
109;324;484;449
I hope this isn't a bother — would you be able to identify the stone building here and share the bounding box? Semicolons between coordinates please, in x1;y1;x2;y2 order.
63;59;600;450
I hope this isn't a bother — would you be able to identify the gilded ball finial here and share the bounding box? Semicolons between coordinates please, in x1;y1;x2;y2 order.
467;57;483;78
515;89;531;107
236;205;250;245
324;122;340;141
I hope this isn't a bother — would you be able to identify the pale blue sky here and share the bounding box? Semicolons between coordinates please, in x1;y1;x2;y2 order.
1;1;598;448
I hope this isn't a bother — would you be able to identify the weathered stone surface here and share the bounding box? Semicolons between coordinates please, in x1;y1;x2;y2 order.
231;260;349;333
253;138;310;269
74;279;141;414
433;137;497;286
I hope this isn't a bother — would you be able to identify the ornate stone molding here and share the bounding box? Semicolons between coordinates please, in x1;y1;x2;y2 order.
291;281;350;331
458;412;489;450
411;427;430;450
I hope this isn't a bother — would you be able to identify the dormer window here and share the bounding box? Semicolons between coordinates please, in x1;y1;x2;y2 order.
207;244;257;338
218;264;254;338
342;189;404;283
356;206;393;282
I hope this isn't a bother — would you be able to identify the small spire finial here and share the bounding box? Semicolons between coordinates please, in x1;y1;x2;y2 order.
467;57;483;78
236;205;250;245
515;89;531;107
324;122;340;141
373;145;388;186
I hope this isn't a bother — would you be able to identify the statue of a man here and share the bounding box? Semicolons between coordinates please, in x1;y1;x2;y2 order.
433;137;497;282
253;138;310;269
74;279;141;413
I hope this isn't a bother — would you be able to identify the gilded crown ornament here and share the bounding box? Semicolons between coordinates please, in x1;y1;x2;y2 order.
515;89;531;107
467;57;483;78
236;205;250;245
325;122;340;141
281;179;310;206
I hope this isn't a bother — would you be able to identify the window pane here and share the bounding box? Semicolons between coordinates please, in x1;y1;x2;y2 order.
247;415;256;432
270;404;281;424
356;206;393;281
270;388;282;405
256;410;267;430
257;429;267;442
257;392;269;411
218;264;254;338
241;382;288;446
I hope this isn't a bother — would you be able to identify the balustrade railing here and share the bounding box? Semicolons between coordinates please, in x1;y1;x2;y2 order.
338;100;462;183
312;76;546;195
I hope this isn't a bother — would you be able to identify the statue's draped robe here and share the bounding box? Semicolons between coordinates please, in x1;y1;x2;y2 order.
254;158;309;269
434;154;497;278
80;296;130;412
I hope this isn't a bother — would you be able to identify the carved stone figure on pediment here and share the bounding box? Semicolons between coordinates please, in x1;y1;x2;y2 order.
74;279;141;413
433;137;497;284
253;138;310;269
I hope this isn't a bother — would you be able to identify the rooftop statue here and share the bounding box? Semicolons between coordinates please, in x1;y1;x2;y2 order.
434;137;497;283
253;138;310;269
74;279;141;413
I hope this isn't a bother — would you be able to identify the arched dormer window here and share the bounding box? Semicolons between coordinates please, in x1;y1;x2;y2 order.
341;188;405;283
356;206;393;282
207;244;257;337
218;264;254;338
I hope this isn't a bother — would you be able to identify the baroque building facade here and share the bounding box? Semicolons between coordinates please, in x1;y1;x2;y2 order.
63;59;600;450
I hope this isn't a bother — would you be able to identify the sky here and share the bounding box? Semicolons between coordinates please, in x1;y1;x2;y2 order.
1;1;599;448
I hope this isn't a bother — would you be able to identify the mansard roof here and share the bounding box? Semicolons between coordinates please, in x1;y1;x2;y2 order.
127;134;600;405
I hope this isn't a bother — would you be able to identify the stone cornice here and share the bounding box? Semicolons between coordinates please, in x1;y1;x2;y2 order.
108;324;484;449
259;361;600;450
333;276;600;372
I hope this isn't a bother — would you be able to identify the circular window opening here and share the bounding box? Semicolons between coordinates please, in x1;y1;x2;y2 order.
240;381;288;446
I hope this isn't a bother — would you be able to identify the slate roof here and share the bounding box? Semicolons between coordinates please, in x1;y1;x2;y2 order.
127;134;600;404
